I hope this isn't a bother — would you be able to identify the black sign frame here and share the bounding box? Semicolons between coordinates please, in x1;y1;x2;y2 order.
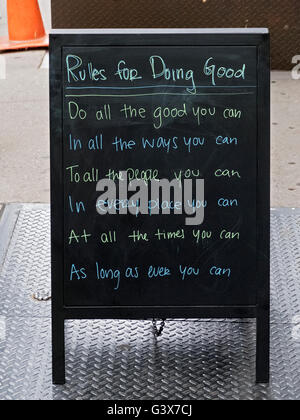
50;29;270;385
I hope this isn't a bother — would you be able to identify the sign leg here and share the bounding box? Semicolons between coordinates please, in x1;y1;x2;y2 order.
256;307;270;384
52;317;66;385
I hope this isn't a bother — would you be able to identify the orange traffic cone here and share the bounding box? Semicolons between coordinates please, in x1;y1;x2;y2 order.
0;0;49;52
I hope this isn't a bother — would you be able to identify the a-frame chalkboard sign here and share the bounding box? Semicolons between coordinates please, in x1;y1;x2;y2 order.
50;29;270;385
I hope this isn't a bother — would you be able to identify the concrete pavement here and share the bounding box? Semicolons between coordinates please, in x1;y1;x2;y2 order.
0;50;50;204
271;71;300;207
0;49;300;207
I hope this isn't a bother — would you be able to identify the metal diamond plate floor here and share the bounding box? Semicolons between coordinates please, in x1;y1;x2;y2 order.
0;204;299;400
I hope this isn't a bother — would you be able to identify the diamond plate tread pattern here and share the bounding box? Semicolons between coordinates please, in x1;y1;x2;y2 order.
0;206;51;319
0;205;299;400
271;210;300;324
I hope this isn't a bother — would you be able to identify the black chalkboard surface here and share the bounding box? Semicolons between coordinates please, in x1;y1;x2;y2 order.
50;29;270;385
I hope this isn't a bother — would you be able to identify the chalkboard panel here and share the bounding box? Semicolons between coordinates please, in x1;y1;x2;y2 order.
62;45;257;307
50;29;270;385
50;30;269;310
